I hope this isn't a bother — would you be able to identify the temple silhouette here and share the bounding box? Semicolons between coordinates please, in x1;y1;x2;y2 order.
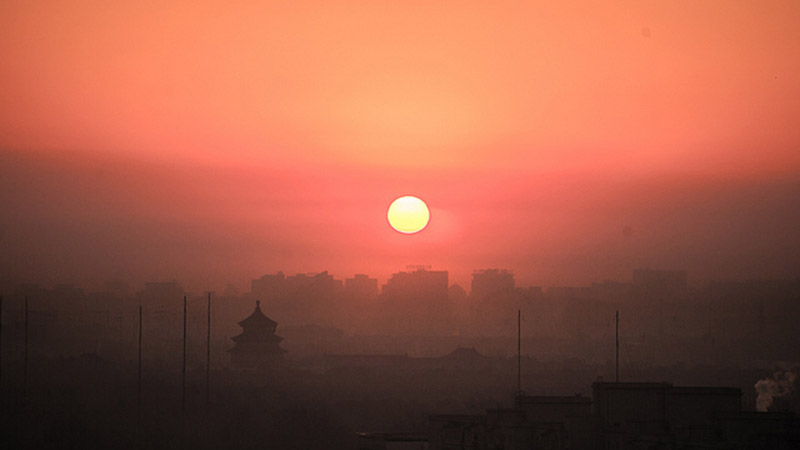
229;301;286;369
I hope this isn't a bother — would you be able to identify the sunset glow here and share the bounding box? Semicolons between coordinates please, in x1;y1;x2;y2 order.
1;1;799;290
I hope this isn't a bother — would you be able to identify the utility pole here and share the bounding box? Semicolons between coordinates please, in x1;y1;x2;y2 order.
517;309;521;397
206;292;211;405
182;295;187;413
615;310;619;383
0;295;3;390
24;296;28;400
138;305;142;423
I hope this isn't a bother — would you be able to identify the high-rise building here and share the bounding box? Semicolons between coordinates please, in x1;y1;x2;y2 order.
471;269;515;299
382;268;448;302
380;268;451;334
249;271;344;326
345;274;379;300
251;271;286;301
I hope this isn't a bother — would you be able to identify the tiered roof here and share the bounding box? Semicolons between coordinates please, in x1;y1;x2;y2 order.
238;300;278;329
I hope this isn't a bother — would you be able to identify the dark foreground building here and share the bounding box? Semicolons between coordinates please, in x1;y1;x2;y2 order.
367;381;800;450
229;301;286;369
587;382;798;450
357;432;429;450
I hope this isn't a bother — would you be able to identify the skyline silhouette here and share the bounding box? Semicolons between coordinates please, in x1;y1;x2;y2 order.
1;266;798;449
3;148;800;294
2;1;800;448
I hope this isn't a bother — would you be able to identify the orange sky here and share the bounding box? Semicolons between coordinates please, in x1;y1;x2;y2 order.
2;1;800;291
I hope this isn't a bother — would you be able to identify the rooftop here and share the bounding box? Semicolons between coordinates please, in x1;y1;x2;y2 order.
238;301;278;329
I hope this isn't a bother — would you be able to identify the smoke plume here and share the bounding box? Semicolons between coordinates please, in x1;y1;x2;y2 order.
755;369;796;412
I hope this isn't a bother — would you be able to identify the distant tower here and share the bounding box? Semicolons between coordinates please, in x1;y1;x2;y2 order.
229;301;286;369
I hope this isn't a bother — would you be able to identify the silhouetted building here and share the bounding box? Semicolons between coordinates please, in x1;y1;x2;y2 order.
430;398;591;450
592;381;741;445
229;301;286;369
471;269;515;300
357;432;429;450
345;274;379;300
426;381;800;450
250;270;343;326
251;271;286;301
633;268;687;298
428;415;485;450
432;347;493;371
285;270;343;293
383;268;448;300
380;268;451;335
586;280;632;301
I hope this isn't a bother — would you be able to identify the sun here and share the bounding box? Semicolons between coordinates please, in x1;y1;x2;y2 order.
387;196;430;234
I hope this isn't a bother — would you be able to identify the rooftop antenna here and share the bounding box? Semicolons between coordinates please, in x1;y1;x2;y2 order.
206;292;211;405
517;309;522;397
615;310;619;383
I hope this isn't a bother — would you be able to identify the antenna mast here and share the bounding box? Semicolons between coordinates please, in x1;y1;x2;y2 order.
24;296;28;399
206;292;211;405
0;295;3;388
615;310;619;382
138;305;142;423
517;309;521;396
182;295;187;413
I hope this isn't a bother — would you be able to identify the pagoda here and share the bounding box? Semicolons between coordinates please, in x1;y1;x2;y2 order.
229;301;287;369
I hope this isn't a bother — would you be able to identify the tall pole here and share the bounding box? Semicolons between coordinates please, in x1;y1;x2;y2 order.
615;310;619;383
24;296;28;399
517;309;521;397
138;305;142;423
206;292;211;405
182;295;187;414
0;295;3;389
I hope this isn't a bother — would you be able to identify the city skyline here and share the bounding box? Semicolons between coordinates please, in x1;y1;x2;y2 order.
2;2;799;448
2;1;800;293
3;264;719;297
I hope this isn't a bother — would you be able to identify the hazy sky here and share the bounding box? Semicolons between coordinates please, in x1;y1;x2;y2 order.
2;1;799;291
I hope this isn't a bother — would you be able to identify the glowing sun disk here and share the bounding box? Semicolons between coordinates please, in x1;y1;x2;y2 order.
387;196;430;234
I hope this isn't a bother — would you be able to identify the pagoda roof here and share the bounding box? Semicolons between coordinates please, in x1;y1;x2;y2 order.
228;344;287;354
441;347;486;360
238;301;278;328
231;332;283;343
